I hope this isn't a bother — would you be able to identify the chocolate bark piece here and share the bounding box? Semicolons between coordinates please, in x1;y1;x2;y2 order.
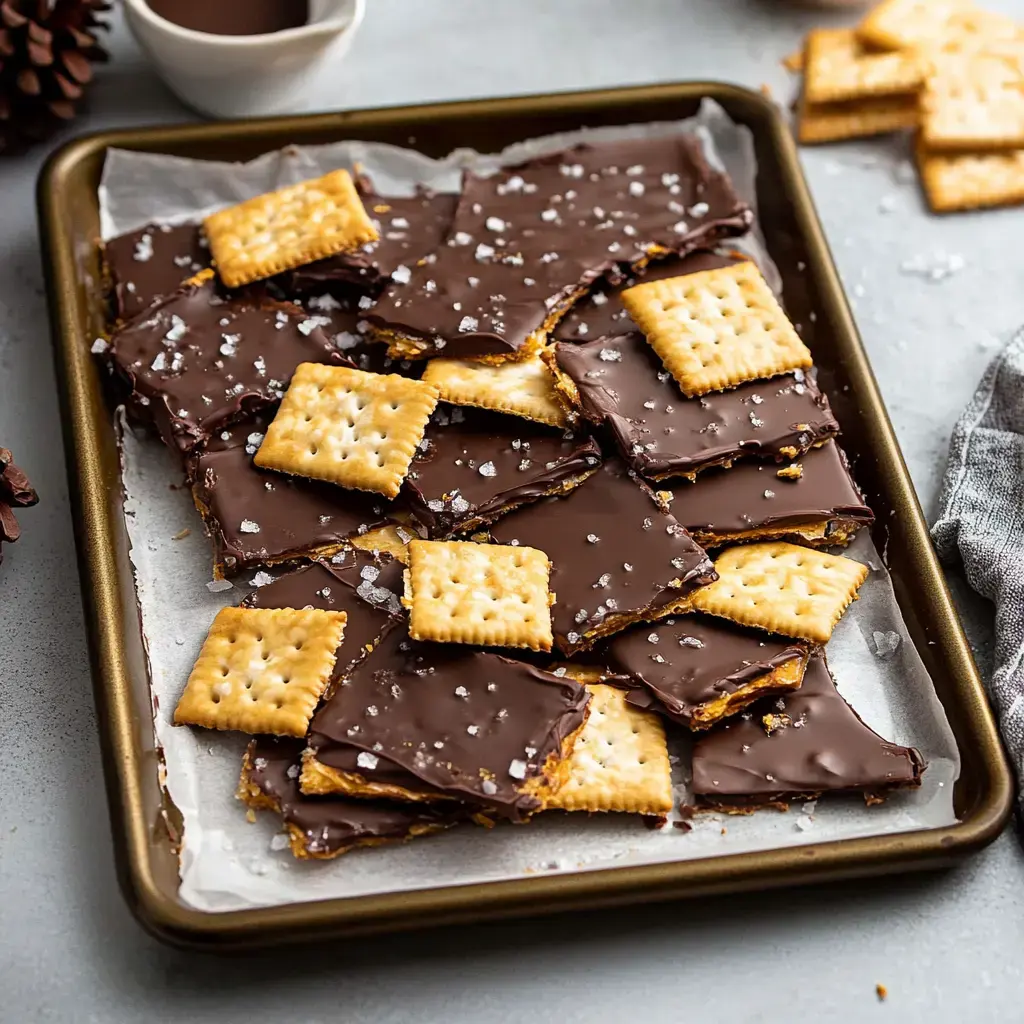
109;271;349;455
368;135;750;361
691;653;925;808
238;738;465;859
673;440;874;548
103;222;209;322
286;191;459;297
550;333;838;480
242;550;404;686
306;627;591;820
488;458;716;655
191;440;398;578
404;407;602;538
607;615;809;730
0;447;38;565
553;250;744;342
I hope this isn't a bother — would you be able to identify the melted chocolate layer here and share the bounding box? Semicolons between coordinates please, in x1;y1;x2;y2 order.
488;459;716;654
691;654;925;803
405;407;602;537
553;250;743;341
104;222;208;322
368;135;750;358
191;440;398;576
110;273;348;454
607;615;808;727
674;440;873;540
287;191;459;297
554;333;838;479
308;627;591;819
243;737;463;858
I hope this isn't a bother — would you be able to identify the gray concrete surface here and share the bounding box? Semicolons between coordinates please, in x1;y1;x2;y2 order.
1;2;1021;1021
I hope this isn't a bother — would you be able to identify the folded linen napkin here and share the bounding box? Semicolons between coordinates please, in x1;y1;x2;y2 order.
932;329;1024;809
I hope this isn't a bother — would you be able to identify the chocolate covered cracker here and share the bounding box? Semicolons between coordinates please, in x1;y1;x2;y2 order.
368;135;750;361
607;616;809;730
674;440;874;547
104;222;208;322
691;653;925;808
191;436;398;577
488;459;716;654
239;738;465;859
306;627;591;820
404;407;601;538
109;270;348;455
550;332;838;480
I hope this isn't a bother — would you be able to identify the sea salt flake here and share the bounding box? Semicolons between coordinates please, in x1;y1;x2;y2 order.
647;633;659;644
391;263;412;285
599;348;621;362
250;571;275;587
872;630;901;658
270;833;290;851
458;315;480;333
91;338;108;354
239;519;260;534
206;579;233;593
219;333;240;356
478;461;497;477
475;243;495;261
586;533;600;543
466;724;480;736
133;234;154;261
679;635;705;648
482;779;498;795
298;316;331;335
628;181;645;197
688;201;710;218
593;573;612;589
455;685;470;698
508;758;528;780
356;751;379;770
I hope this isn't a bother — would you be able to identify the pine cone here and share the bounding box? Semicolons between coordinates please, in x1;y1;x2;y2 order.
0;0;111;154
0;446;38;563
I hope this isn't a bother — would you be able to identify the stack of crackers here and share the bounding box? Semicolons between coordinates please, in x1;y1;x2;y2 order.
794;0;1024;212
97;138;923;862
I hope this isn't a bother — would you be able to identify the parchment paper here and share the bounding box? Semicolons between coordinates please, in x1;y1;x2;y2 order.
103;102;959;912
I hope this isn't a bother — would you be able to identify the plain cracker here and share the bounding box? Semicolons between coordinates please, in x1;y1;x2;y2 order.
685;542;868;644
254;364;439;499
421;351;568;427
804;28;925;104
547;683;673;815
404;539;554;651
917;142;1024;211
857;0;973;51
798;93;920;144
922;53;1024;150
173;606;347;736
620;262;812;397
204;169;378;288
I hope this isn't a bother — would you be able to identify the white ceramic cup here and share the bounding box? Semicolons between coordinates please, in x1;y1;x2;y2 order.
123;0;366;120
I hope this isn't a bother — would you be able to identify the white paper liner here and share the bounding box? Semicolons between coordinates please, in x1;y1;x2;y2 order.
104;103;958;913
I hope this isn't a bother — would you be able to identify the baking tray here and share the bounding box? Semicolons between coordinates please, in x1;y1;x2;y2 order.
38;82;1013;951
